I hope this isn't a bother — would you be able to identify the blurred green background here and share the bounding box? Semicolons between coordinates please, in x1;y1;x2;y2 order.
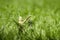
0;0;60;40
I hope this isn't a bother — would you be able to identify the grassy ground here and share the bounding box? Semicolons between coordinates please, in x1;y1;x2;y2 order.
0;0;60;40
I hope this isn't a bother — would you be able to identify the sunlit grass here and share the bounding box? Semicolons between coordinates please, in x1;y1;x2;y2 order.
0;0;60;40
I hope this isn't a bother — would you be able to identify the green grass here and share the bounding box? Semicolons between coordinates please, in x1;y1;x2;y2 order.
0;0;60;40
